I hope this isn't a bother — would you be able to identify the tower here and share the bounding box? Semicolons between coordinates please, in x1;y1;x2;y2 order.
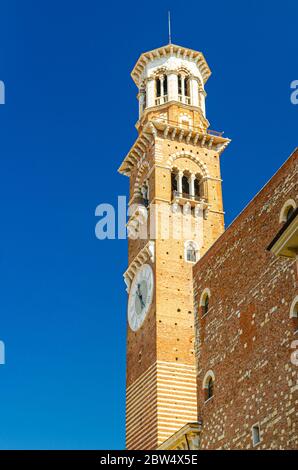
118;43;230;450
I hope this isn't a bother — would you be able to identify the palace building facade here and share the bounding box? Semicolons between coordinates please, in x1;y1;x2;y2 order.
118;42;298;450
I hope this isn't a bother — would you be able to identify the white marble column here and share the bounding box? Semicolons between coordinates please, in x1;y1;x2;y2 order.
177;171;183;195
181;75;186;100
167;72;178;102
189;174;196;198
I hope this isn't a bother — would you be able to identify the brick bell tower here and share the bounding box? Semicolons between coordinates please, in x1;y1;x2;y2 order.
118;43;230;450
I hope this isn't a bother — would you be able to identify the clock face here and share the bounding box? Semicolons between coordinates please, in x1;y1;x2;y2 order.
128;264;154;332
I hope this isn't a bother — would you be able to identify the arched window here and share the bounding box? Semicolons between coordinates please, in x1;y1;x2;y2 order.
171;172;178;194
185;77;190;97
177;74;191;104
290;296;298;333
203;295;209;316
200;288;211;317
279;199;297;223
206;377;214;399
194;178;201;198
164;75;168;97
203;370;215;402
182;175;189;196
156;78;161;98
252;424;261;446
286;205;294;221
178;74;182;95
185;241;198;263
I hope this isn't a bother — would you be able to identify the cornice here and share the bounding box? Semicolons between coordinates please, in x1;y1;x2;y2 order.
118;123;154;176
118;120;231;177
131;43;211;87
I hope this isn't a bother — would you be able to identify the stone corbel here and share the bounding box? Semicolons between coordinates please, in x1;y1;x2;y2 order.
183;201;191;215
194;202;204;218
203;204;211;220
148;122;157;137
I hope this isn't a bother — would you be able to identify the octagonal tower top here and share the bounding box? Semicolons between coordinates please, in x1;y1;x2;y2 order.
131;44;212;126
131;43;211;86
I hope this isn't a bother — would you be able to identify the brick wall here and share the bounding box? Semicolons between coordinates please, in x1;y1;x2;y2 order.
193;149;298;449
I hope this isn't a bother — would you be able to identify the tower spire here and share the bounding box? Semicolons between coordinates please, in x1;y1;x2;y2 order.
168;11;171;44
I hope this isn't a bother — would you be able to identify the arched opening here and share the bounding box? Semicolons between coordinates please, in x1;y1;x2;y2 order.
202;295;209;316
194;177;201;199
185;77;190;97
177;74;191;104
178;74;182;95
171;171;178;194
203;370;215;402
164;75;168;97
290;296;298;333
290;297;298;318
206;376;214;400
156;78;161;98
252;424;261;446
200;288;211;317
182;175;189;196
279;199;297;223
185;241;198;263
286;205;295;221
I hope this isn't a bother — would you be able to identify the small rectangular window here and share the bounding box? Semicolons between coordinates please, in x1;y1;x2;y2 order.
252;424;261;446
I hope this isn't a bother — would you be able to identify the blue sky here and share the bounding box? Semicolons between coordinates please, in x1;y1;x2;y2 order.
0;0;297;450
